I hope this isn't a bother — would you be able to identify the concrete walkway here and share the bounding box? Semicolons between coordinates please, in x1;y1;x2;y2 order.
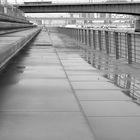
0;31;94;140
0;31;140;140
51;32;140;140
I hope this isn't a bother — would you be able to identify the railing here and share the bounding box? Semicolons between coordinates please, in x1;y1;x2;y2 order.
57;27;140;102
57;27;140;64
43;0;137;4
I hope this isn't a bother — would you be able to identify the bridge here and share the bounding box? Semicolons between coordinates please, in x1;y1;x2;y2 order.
17;2;140;31
18;2;140;15
0;1;140;140
27;17;133;21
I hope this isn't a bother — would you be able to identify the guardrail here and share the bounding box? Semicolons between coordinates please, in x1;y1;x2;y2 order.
57;27;140;64
57;27;140;102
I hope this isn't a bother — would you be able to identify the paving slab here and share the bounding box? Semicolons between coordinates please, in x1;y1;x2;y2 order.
75;90;131;101
80;101;140;117
68;75;107;81
71;81;120;90
0;89;79;111
0;112;94;140
88;117;140;140
66;70;101;75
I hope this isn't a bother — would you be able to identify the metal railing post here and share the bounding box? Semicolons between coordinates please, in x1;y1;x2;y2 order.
82;29;84;43
85;29;88;59
105;31;109;55
88;29;91;63
80;29;82;43
98;30;102;51
127;33;132;64
85;29;87;46
114;32;119;59
77;29;80;48
93;30;96;50
76;29;78;41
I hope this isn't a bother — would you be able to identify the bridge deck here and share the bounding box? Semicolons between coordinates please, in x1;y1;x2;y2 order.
0;31;140;140
18;2;140;15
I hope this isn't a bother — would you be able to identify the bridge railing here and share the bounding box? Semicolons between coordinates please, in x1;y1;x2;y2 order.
57;27;140;64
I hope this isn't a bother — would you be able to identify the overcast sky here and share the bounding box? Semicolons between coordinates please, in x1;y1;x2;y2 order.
7;0;140;4
7;0;104;4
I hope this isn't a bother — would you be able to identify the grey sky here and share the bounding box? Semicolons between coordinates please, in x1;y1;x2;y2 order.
7;0;140;4
7;0;102;4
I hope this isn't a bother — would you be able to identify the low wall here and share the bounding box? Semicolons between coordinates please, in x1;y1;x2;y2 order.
0;27;33;35
0;21;35;29
0;28;41;70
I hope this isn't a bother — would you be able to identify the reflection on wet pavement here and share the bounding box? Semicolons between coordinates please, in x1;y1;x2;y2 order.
56;33;140;140
87;52;140;103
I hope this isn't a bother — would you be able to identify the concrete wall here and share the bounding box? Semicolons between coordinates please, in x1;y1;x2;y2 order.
0;28;41;70
0;21;35;29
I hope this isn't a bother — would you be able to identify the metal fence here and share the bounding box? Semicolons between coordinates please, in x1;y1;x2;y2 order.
57;27;140;64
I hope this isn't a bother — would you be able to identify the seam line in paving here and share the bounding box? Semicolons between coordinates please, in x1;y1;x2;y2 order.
87;115;140;117
75;89;126;91
79;100;132;101
0;111;80;112
51;39;97;140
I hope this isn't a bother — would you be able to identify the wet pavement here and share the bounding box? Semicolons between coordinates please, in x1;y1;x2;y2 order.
0;31;94;140
51;32;140;140
0;31;140;140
